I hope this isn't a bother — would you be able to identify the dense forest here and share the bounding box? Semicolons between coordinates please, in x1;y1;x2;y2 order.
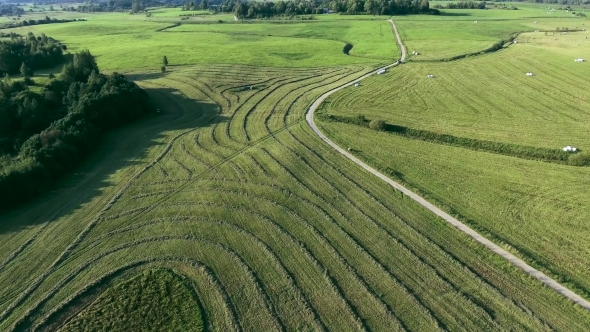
0;32;66;76
0;4;25;16
230;0;435;18
0;49;153;211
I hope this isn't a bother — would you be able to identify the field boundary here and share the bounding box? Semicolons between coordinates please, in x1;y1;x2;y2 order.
315;114;576;164
306;18;590;312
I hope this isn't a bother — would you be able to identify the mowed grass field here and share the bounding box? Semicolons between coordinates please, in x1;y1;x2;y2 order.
1;4;590;331
2;63;590;331
319;13;590;303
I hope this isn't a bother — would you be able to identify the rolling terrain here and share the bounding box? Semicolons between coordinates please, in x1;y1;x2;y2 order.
1;4;590;331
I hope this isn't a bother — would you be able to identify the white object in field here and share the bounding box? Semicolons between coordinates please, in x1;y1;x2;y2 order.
572;147;577;152
526;72;534;76
563;146;574;152
513;40;518;43
354;83;360;87
574;58;585;62
427;74;434;78
474;20;478;23
535;30;539;32
234;15;237;21
534;20;538;23
377;69;386;75
415;52;419;55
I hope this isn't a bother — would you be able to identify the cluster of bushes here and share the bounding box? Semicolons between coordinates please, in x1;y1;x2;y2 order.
494;3;518;10
433;1;487;9
182;0;210;11
0;32;66;76
568;152;590;166
231;0;437;19
318;114;583;164
0;50;153;211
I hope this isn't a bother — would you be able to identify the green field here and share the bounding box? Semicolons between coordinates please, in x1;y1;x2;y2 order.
319;7;590;307
1;3;590;331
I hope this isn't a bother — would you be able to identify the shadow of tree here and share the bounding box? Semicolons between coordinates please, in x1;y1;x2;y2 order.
0;85;226;234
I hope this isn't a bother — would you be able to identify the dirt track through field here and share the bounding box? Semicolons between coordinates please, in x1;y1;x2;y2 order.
306;19;590;312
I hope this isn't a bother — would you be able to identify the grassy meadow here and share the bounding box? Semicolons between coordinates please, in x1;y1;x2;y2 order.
5;17;395;70
319;8;590;305
1;3;590;331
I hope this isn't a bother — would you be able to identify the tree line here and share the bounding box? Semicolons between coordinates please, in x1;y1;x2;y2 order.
0;16;80;30
0;4;25;16
0;50;154;211
0;32;66;76
432;1;486;9
231;0;435;18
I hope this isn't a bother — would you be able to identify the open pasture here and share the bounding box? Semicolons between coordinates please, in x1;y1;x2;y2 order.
398;18;589;60
321;29;590;149
168;20;399;60
1;64;589;331
5;18;392;71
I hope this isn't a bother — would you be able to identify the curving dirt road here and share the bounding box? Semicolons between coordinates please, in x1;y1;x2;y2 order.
306;19;590;312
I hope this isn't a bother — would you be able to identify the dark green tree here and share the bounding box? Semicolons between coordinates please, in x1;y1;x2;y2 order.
20;62;32;78
161;66;166;73
162;56;168;66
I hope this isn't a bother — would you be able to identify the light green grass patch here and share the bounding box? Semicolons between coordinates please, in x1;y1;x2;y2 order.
6;19;391;70
169;20;400;61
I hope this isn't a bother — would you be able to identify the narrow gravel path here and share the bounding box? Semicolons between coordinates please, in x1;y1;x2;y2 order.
306;19;590;312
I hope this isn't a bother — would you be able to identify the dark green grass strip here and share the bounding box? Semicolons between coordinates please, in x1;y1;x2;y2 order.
317;114;575;163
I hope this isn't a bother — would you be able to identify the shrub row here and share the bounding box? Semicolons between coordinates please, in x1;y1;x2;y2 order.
317;113;583;165
0;16;79;30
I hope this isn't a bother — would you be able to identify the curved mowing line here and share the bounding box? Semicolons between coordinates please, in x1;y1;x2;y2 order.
258;69;348;137
283;142;500;329
286;127;552;327
238;75;314;143
12;236;279;332
306;19;590;312
155;200;369;331
75;216;326;332
260;143;442;330
29;258;240;332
